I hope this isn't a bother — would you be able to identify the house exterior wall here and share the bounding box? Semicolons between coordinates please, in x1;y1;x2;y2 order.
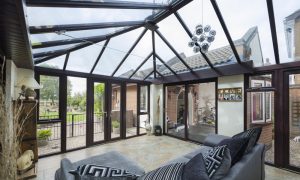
295;17;300;60
249;33;264;67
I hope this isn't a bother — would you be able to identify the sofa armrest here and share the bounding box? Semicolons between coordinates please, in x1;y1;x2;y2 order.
203;134;231;147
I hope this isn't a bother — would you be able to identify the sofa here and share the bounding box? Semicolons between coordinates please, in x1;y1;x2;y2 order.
55;134;265;180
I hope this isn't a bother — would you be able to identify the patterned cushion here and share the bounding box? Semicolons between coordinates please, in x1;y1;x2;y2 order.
182;153;209;180
69;164;138;179
137;163;185;180
203;145;231;180
217;137;249;166
232;127;262;154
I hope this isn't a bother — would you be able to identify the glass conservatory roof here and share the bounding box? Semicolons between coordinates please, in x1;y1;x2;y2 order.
26;0;300;81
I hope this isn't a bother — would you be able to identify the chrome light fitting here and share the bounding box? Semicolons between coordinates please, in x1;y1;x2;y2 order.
188;0;216;54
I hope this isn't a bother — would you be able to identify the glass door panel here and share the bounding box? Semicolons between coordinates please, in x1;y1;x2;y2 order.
126;84;138;137
165;85;186;138
111;84;121;139
187;82;216;143
289;74;300;168
93;82;106;143
66;77;87;150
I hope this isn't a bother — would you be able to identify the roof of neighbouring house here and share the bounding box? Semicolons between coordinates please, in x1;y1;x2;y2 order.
285;9;300;22
125;27;259;79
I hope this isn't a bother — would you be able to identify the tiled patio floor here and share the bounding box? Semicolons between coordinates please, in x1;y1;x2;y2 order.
33;135;300;180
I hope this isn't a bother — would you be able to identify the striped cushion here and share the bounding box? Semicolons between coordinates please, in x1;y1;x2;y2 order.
138;163;185;180
69;164;138;178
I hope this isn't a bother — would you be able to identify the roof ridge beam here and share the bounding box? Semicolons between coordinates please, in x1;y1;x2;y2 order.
26;0;170;9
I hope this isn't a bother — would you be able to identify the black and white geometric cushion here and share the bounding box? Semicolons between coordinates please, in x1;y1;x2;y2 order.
203;145;229;178
69;164;138;178
137;163;185;180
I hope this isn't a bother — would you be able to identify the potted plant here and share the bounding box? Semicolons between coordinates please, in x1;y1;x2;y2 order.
112;120;120;134
37;129;52;147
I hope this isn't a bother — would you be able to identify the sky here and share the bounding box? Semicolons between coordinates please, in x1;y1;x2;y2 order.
25;0;300;93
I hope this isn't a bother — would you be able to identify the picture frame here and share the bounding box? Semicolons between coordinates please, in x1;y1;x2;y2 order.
218;87;242;102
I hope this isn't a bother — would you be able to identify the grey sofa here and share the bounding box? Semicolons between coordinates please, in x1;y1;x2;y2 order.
55;134;265;180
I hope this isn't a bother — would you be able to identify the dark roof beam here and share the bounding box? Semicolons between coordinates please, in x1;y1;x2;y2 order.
266;0;280;64
26;0;170;9
210;0;242;64
30;21;145;34
143;70;154;80
63;52;70;70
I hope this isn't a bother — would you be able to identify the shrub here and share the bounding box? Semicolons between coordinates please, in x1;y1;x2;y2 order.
37;129;52;140
112;120;120;128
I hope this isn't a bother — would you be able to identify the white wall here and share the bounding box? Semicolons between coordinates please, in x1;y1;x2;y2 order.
13;68;35;99
218;75;244;136
150;84;163;131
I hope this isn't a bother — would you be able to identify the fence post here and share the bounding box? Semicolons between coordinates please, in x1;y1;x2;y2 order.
72;114;74;137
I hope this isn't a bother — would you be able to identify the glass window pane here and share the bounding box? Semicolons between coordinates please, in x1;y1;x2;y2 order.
155;32;188;74
131;56;153;80
111;84;121;139
158;14;209;70
289;74;300;167
93;28;144;76
165;85;186;138
66;77;86;150
139;114;148;134
37;122;61;156
140;85;148;113
156;59;172;76
32;44;79;54
178;0;236;68
249;74;272;88
273;0;300;63
27;7;154;26
126;84;138;137
216;0;275;66
39;75;60;120
36;55;66;69
93;82;105;142
188;82;216;143
115;31;152;78
66;41;105;73
30;28;126;43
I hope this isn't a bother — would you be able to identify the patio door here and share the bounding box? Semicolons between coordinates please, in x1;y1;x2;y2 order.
285;72;300;171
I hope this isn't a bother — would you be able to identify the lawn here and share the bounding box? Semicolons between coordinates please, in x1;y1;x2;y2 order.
39;111;104;123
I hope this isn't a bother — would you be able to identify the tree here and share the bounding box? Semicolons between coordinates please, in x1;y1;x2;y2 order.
94;83;105;113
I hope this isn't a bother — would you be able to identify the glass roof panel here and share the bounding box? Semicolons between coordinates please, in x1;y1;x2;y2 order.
36;55;66;69
155;31;189;74
114;30;152;78
26;7;154;26
216;0;275;66
30;27;127;43
93;28;144;76
115;0;173;4
66;41;105;73
131;57;154;80
157;14;210;71
32;44;80;54
178;0;236;68
273;0;300;63
156;58;172;75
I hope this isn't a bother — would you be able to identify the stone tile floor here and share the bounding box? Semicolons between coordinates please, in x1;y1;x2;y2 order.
33;135;300;180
